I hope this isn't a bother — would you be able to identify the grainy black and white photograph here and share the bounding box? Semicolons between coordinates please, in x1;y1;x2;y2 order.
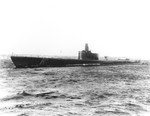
0;0;150;116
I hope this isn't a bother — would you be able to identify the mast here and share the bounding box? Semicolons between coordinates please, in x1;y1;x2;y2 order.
85;43;89;51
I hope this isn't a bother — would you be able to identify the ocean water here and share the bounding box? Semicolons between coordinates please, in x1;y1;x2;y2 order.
0;59;150;116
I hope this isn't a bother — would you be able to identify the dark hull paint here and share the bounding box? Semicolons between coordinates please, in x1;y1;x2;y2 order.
11;56;136;68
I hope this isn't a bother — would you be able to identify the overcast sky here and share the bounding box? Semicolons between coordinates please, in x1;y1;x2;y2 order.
0;0;150;60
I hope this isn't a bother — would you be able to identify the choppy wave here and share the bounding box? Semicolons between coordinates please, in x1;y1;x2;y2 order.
0;58;14;68
0;59;150;116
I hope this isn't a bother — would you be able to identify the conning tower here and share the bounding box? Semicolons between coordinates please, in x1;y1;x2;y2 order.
78;44;99;60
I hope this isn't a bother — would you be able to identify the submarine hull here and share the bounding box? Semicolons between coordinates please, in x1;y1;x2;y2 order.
11;56;134;68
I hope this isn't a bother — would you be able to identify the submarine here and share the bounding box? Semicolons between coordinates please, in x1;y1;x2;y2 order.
11;44;135;68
